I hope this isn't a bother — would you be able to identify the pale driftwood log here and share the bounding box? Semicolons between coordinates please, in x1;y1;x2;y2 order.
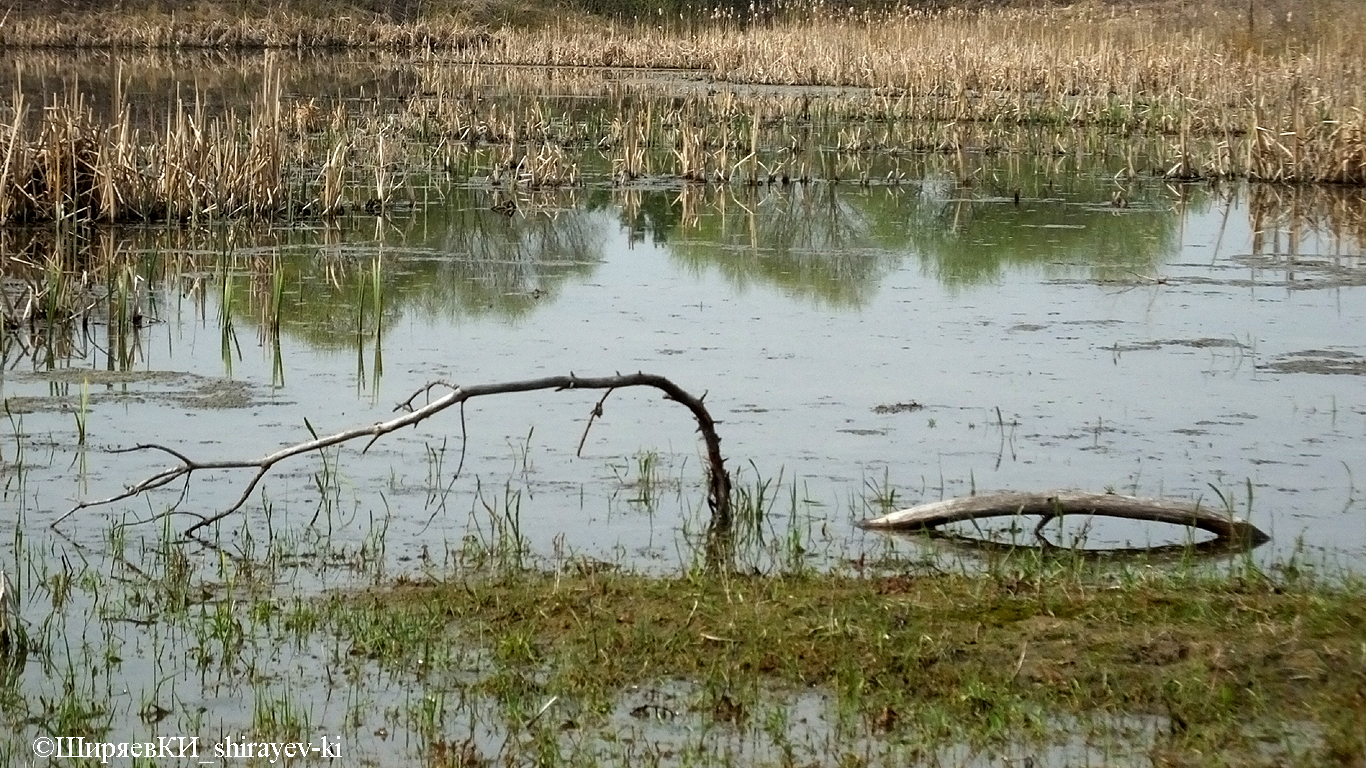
857;491;1269;545
54;372;733;540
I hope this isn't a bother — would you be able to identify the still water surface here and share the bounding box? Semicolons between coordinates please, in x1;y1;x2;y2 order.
4;173;1363;570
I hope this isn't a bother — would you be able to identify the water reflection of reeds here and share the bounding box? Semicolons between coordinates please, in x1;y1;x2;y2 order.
3;177;1362;372
0;227;153;370
1248;184;1366;259
661;184;902;308
650;163;1197;301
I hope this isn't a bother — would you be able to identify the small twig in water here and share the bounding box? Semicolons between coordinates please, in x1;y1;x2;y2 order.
577;387;616;457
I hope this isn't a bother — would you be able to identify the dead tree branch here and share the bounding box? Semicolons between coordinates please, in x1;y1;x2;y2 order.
56;372;733;539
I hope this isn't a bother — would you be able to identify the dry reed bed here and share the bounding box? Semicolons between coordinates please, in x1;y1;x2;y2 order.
4;7;1366;232
1;4;1365;184
0;78;1361;233
404;75;1364;185
0;77;436;225
0;12;495;50
399;3;1366;184
0;77;578;227
0;87;294;224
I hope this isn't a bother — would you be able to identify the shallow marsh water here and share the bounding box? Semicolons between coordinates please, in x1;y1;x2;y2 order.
6;176;1362;568
0;54;1365;766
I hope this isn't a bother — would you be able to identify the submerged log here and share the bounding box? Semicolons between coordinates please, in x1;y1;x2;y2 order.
857;491;1269;546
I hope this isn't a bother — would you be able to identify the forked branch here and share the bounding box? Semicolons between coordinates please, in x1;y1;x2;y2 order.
56;372;733;538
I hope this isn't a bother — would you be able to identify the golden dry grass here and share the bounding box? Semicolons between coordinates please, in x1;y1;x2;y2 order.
0;85;292;224
7;2;1359;180
0;0;1363;228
